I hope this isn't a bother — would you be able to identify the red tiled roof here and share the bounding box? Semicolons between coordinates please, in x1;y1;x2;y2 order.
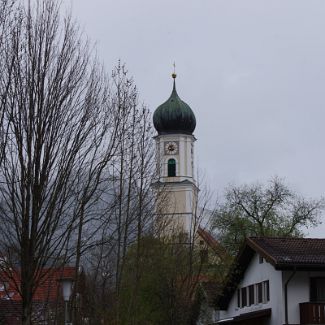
0;267;76;302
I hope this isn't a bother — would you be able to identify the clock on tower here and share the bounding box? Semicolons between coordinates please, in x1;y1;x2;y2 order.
165;141;178;155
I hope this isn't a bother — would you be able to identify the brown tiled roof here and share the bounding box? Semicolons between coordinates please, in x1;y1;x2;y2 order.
248;237;325;268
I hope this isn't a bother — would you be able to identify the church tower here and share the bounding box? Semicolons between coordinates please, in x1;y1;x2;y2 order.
152;73;199;236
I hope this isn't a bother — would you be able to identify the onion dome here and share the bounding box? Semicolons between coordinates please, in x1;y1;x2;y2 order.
153;75;196;135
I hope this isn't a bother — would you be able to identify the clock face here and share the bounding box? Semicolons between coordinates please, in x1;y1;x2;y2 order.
165;141;178;155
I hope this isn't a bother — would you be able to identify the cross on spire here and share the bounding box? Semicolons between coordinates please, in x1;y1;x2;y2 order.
172;62;177;79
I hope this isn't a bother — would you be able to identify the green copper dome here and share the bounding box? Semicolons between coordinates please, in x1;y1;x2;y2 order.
153;79;196;135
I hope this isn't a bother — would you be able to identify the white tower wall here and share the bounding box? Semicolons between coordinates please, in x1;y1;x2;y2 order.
153;133;198;235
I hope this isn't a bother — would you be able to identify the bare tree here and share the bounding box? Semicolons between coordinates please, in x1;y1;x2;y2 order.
0;1;124;323
70;64;157;324
0;0;19;164
0;0;17;65
0;0;15;61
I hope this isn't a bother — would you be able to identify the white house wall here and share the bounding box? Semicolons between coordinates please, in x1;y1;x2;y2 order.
283;270;325;324
219;253;284;325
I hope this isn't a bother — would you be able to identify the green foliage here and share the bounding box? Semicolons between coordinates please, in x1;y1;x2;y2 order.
213;177;324;256
118;236;203;325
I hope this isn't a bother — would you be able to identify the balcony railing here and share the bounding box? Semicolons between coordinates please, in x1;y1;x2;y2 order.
300;302;325;324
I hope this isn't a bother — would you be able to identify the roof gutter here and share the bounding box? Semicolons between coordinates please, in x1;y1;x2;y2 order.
284;268;296;324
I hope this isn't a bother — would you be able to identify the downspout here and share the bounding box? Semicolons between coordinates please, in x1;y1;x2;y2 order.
284;267;296;325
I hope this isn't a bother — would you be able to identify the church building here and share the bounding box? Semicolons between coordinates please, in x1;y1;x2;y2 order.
152;73;199;238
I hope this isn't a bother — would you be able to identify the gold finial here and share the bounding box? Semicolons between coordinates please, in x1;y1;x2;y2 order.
172;62;177;79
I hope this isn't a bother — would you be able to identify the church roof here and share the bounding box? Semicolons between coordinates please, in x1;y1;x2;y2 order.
153;76;196;135
197;227;227;259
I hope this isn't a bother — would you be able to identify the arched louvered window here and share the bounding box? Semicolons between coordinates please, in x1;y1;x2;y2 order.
168;159;176;177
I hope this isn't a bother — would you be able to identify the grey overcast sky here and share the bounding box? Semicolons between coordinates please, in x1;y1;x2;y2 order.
67;0;325;236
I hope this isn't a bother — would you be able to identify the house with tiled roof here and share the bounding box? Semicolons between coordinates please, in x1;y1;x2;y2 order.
0;266;76;324
213;237;325;325
197;227;228;265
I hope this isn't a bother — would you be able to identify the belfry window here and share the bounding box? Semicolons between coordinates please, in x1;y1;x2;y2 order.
168;159;176;177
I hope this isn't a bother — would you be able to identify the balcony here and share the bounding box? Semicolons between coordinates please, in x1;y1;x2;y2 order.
300;302;325;324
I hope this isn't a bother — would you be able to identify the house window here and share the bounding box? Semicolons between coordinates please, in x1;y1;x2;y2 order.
310;278;325;302
241;287;247;307
167;159;176;177
238;280;270;309
257;282;263;303
249;285;254;306
259;255;264;264
263;280;270;302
